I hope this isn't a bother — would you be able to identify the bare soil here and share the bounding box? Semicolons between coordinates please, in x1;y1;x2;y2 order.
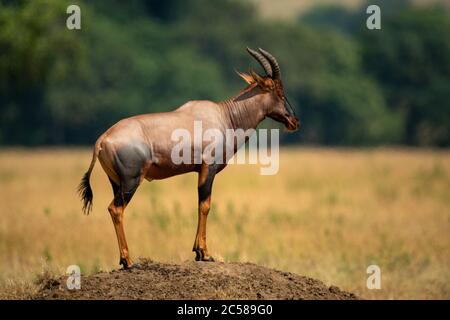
34;258;358;300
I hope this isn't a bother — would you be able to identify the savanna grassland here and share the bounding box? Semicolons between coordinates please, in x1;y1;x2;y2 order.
0;148;449;299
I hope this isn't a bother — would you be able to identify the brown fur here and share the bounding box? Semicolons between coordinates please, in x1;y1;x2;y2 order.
79;49;299;268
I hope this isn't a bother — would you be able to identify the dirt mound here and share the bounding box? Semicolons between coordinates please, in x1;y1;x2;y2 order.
34;258;358;300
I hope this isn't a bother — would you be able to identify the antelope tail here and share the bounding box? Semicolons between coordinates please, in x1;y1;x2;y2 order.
78;138;102;215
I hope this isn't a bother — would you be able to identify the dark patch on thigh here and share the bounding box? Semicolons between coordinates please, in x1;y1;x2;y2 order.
114;143;150;179
112;141;151;206
109;177;120;195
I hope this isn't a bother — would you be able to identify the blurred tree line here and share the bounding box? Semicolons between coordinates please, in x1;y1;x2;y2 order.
0;0;449;146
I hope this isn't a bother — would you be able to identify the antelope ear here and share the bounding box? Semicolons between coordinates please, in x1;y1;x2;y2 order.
250;70;265;85
250;70;274;90
235;70;255;84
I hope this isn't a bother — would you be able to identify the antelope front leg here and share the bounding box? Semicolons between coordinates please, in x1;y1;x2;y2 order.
193;163;217;262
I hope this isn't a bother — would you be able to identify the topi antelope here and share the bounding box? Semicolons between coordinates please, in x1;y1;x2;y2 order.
78;48;300;268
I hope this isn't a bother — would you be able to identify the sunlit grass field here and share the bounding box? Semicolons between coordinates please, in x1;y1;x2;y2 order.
248;0;362;19
248;0;445;19
0;147;449;299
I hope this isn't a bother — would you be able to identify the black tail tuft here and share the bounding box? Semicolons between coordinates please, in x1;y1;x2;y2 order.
78;171;93;215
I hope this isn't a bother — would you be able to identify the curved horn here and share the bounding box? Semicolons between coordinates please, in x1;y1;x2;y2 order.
246;47;273;77
258;48;281;79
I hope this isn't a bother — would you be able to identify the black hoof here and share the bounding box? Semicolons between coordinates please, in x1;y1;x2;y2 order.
193;249;215;262
194;250;202;261
119;258;133;269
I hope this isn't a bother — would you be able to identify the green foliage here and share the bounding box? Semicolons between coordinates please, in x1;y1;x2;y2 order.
0;0;448;146
361;5;450;146
0;0;84;144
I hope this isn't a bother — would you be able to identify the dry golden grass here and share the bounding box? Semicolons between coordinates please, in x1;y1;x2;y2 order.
248;0;448;20
0;147;449;299
248;0;363;20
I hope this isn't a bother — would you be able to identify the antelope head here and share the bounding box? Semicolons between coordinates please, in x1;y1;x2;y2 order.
237;47;300;132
